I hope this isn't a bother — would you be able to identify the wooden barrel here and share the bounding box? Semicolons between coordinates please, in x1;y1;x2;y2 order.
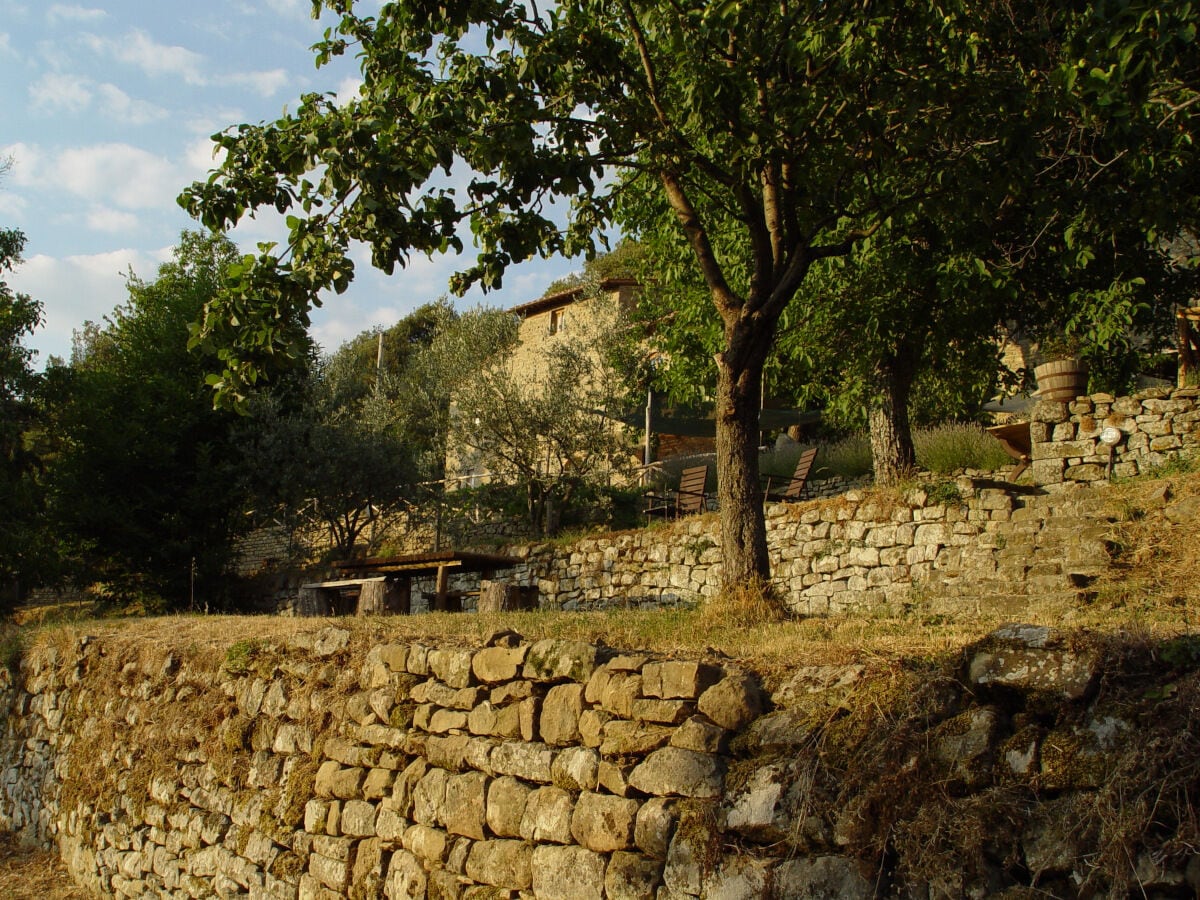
1035;359;1089;401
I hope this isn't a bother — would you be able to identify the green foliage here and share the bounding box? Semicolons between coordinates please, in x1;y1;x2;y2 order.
41;232;255;610
923;480;965;507
914;424;1014;474
447;306;638;537
224;639;266;676
0;225;49;611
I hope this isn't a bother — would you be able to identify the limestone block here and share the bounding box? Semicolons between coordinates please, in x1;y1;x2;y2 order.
464;840;533;890
631;698;692;725
402;824;449;863
604;850;663;900
428;709;468;734
519;696;540;742
376;807;408;843
384;848;426;900
307;852;350;893
550;746;599;792
697;673;762;731
661;804;718;896
967;625;1100;700
641;661;721;700
351;837;384;896
773;856;876;899
599;720;672;757
391;758;427;818
444;771;488;840
362;766;396;801
519;786;575;843
313;763;364;801
598;672;642;718
571;791;638;852
490;681;532;704
522;639;600;683
668;717;728;755
339;799;377;837
273;724;314;756
531;845;607;900
629;747;725;799
412;768;448;827
576;710;609;748
598;760;637;798
471;646;528;683
540;683;585;745
428;649;475;689
486;776;533;838
702;855;774;899
425;734;471;772
490;741;555;784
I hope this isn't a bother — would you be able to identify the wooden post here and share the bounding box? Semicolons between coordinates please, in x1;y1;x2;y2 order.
478;580;538;613
388;578;411;615
1179;307;1199;388
357;579;387;616
434;565;450;611
296;587;330;617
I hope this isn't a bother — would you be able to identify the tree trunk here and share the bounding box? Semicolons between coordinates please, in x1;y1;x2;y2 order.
714;346;771;590
867;353;917;486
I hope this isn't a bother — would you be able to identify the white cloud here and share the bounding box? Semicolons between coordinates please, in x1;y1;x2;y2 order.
184;137;226;176
335;76;363;107
85;28;206;84
84;206;140;233
0;143;42;186
50;143;181;210
220;68;290;98
0;33;15;58
29;72;92;113
9;248;162;363
0;192;28;219
47;3;107;24
95;84;168;125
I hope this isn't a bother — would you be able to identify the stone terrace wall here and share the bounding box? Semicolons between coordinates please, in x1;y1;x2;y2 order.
1029;385;1200;486
496;480;1120;617
2;625;1198;898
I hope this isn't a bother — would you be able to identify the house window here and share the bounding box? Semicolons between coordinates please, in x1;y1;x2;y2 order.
549;308;566;335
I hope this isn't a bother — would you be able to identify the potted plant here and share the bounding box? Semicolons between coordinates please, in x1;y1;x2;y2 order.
1033;335;1089;401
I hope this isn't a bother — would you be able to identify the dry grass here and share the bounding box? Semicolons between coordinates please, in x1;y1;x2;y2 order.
0;834;91;899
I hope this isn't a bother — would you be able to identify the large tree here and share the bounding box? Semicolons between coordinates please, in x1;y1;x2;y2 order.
43;232;254;610
0;226;47;610
181;0;1191;588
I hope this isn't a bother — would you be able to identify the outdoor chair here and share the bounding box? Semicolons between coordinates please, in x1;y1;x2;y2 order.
762;447;818;502
645;464;710;520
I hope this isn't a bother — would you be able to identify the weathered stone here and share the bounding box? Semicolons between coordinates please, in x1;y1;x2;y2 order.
631;698;692;725
641;661;722;700
598;672;642;718
550;745;599;792
425;734;471;772
604;851;663;900
523;639;600;683
540;683;585;745
428;708;469;734
464;840;533;890
376;807;407;843
490;741;555;783
444;771;489;840
308;851;350;892
634;798;678;859
403;823;449;863
531;845;607;900
578;709;613;748
313;763;364;801
772;856;876;899
597;760;636;798
472;646;528;683
519;786;574;844
669;716;729;754
384;848;426;900
629;747;725;798
772;664;866;708
412;768;448;827
339;799;377;836
931;707;1001;788
486;776;533;838
571;791;638;852
702;855;773;899
967;625;1100;700
662;804;719;896
428;648;476;688
362;766;395;800
599;720;672;757
697;674;762;731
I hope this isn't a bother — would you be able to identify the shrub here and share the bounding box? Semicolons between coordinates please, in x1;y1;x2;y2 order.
914;423;1011;474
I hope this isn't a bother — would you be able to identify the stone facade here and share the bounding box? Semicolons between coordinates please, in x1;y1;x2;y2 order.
1026;385;1200;486
1;624;1197;898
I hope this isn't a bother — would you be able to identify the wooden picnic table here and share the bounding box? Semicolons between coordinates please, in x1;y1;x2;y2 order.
301;550;522;615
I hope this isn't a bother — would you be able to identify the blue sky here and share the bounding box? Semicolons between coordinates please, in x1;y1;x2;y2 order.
1;0;577;366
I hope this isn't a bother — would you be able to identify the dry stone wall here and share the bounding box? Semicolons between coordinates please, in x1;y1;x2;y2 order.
1028;385;1200;485
2;624;1198;898
492;480;1124;617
